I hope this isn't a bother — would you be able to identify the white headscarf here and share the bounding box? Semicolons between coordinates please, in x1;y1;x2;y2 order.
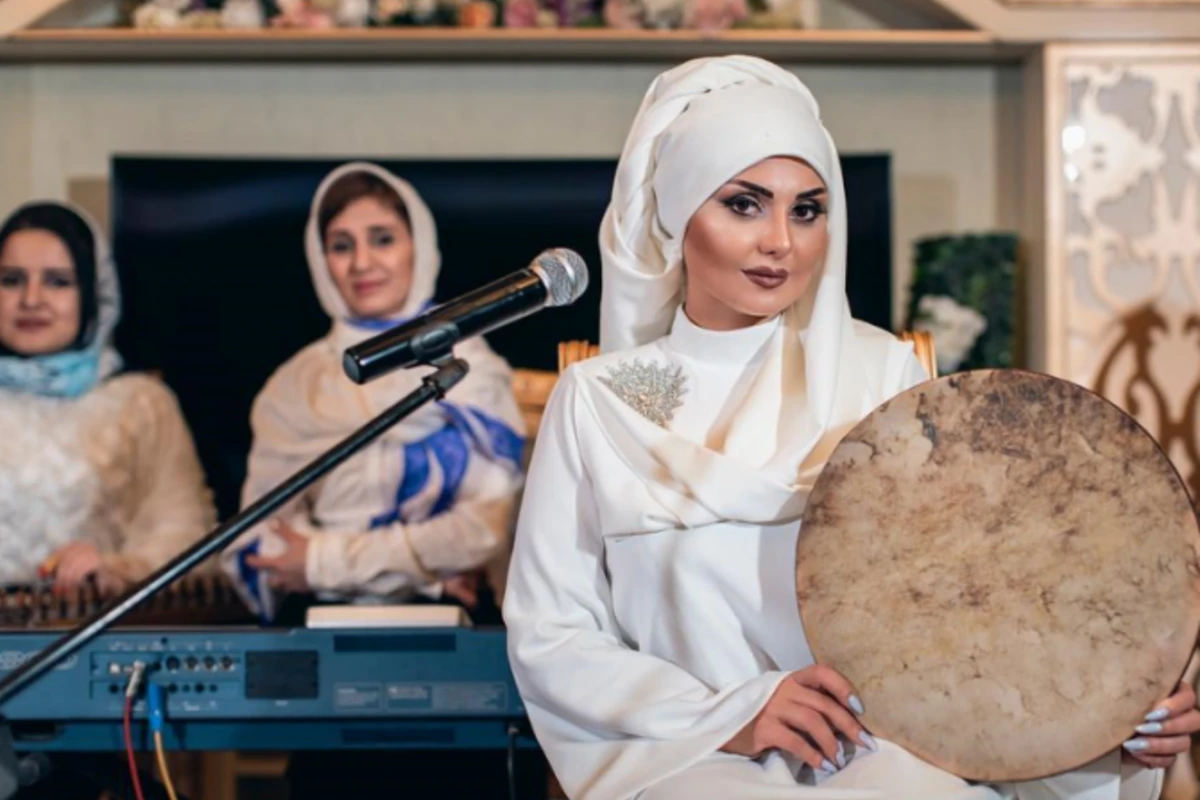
304;161;440;325
595;55;899;507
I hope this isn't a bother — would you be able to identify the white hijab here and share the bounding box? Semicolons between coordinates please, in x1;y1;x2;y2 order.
304;161;439;325
593;55;907;523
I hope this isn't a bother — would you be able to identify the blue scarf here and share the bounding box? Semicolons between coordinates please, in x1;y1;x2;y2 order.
344;299;435;333
0;348;111;399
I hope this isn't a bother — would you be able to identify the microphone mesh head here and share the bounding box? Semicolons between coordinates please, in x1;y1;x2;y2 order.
533;248;589;307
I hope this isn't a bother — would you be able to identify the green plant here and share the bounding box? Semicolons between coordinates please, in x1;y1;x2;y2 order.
904;232;1018;373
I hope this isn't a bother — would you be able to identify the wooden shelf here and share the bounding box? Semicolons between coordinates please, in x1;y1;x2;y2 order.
0;27;1028;63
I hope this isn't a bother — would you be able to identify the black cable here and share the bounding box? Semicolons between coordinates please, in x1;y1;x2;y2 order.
507;722;519;800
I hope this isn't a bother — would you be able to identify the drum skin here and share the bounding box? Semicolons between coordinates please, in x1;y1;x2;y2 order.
796;369;1200;782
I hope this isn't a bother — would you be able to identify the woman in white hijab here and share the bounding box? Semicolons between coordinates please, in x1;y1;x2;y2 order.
0;201;215;598
223;162;526;626
502;56;1197;800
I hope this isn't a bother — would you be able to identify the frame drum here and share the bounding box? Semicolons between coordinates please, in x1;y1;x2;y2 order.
796;369;1200;781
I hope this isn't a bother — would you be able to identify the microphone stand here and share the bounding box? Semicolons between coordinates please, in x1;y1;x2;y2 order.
0;355;470;800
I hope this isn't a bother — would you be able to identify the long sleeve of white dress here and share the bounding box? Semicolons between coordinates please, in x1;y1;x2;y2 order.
303;471;519;596
102;375;217;581
239;388;522;598
0;374;216;585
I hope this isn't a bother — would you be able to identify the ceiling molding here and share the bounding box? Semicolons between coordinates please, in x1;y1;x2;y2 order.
926;0;1200;39
0;0;74;37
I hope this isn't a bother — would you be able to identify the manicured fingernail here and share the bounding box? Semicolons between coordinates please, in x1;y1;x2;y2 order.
849;695;865;715
820;759;837;773
1123;738;1150;753
859;732;878;751
1135;722;1163;735
1145;708;1169;722
836;743;846;767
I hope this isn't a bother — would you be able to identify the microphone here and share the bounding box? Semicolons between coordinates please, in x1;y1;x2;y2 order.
343;247;589;384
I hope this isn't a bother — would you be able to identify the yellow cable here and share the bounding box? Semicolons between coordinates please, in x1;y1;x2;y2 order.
153;731;180;800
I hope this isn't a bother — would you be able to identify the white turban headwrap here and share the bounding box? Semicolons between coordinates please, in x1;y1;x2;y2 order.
502;59;932;800
598;55;874;489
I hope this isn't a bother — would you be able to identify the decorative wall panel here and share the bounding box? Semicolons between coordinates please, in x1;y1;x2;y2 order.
1046;44;1200;497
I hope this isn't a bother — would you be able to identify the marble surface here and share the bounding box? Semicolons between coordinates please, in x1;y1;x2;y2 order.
796;369;1200;782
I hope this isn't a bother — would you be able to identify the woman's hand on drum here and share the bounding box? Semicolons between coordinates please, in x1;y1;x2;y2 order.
720;665;876;772
1122;682;1200;770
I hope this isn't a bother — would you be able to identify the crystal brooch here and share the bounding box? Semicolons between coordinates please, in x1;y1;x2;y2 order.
598;359;687;428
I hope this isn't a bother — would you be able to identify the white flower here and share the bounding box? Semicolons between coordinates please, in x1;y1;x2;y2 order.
640;0;685;27
410;0;437;17
221;0;265;28
913;295;988;373
132;1;183;28
181;8;223;26
335;0;371;25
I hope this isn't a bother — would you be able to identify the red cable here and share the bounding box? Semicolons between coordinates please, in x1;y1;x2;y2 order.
123;694;147;800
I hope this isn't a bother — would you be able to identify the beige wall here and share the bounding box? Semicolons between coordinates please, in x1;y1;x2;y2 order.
0;66;33;215
0;61;1016;325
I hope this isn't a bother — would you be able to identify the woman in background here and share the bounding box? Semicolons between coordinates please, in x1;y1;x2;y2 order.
225;162;531;797
226;161;525;623
0;201;215;599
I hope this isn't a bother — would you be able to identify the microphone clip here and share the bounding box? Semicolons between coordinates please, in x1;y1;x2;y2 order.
421;356;469;396
407;321;462;368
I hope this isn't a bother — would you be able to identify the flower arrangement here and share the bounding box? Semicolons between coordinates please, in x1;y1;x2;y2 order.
126;0;817;30
904;233;1019;375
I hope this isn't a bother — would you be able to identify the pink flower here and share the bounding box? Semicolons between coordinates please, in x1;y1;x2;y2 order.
503;0;538;27
307;9;336;26
602;0;640;29
682;0;745;30
270;0;335;28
